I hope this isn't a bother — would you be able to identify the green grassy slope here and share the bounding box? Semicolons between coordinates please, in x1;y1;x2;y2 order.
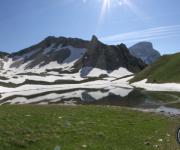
130;53;180;83
0;105;179;150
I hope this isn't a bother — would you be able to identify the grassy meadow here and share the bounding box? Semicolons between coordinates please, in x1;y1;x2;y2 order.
0;105;179;150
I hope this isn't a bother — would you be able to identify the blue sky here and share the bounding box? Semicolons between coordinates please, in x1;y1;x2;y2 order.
0;0;180;54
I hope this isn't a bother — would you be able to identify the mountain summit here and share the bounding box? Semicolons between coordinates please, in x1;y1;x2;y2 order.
129;42;161;64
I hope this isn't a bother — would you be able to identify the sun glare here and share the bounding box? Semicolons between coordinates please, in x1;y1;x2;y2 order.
102;0;111;12
98;0;142;23
100;0;132;14
98;0;111;24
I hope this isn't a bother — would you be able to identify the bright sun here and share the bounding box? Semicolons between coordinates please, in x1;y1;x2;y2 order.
99;0;137;21
102;0;111;11
99;0;123;23
99;0;112;23
83;0;137;25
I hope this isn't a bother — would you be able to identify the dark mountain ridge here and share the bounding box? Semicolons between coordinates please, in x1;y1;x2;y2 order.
0;51;9;58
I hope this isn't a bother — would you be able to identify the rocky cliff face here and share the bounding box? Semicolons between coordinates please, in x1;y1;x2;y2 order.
129;42;161;64
0;51;9;69
80;36;146;73
0;51;9;58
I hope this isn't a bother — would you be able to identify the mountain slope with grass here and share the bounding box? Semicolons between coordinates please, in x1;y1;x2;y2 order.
130;52;180;83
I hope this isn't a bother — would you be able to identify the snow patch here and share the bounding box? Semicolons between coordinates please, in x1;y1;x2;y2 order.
132;79;180;92
80;67;133;78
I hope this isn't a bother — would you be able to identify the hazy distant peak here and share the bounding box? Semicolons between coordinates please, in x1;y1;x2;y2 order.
129;42;161;64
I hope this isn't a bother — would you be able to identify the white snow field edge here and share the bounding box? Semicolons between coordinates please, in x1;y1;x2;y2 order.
81;67;133;78
0;67;133;84
131;79;180;92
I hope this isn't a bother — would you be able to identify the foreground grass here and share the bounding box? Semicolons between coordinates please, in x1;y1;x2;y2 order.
0;105;179;150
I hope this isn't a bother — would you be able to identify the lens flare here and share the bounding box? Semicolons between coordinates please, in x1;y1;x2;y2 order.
98;0;111;26
101;0;111;13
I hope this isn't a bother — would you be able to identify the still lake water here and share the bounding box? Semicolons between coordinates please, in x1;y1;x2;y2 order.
2;87;179;116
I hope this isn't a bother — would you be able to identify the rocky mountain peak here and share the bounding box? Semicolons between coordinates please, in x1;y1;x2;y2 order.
91;35;98;41
91;35;102;45
135;42;153;49
129;41;161;64
0;51;9;58
44;36;57;41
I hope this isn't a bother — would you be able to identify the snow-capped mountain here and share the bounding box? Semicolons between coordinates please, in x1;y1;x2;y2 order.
129;42;161;64
0;36;146;77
